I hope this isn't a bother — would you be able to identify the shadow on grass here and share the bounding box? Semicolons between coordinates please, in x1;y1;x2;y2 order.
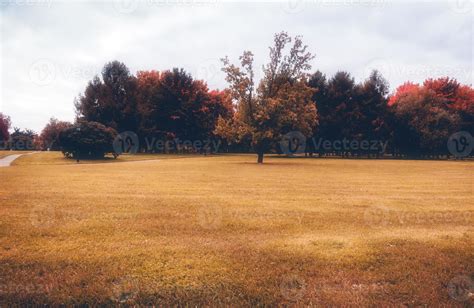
0;237;472;306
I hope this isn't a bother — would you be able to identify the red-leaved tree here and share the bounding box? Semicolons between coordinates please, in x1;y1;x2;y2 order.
39;118;73;150
0;112;11;142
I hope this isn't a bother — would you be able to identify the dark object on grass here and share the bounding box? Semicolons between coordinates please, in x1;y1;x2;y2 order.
59;121;118;159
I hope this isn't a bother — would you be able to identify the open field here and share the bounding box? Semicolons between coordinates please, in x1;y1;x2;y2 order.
0;153;472;305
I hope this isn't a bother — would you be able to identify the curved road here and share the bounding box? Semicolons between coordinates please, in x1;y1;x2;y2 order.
0;153;31;167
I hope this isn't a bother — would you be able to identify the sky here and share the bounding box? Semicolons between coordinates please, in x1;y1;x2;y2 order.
0;0;472;132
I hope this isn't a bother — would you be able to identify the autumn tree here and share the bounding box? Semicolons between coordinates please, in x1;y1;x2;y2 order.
137;69;233;152
58;121;117;159
352;71;391;155
306;71;328;155
39;118;73;150
423;77;460;104
148;68;204;142
306;71;357;156
390;85;461;157
307;70;390;157
195;89;233;143
388;77;472;157
75;61;139;133
216;32;318;163
136;70;164;142
423;77;474;131
388;82;420;106
325;71;356;143
0;112;11;143
454;85;474;132
9;128;37;151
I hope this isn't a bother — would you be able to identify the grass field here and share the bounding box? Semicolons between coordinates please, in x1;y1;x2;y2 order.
0;152;472;305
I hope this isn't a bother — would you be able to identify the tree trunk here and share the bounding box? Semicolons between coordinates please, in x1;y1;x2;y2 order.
257;152;264;164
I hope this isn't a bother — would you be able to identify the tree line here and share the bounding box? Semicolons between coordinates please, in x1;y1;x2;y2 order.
0;32;472;162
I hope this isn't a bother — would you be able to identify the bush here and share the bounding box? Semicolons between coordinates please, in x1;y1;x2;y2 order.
58;121;118;159
8;128;38;151
39;118;73;151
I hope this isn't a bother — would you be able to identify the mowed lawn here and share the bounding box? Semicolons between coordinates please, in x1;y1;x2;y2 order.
0;153;472;306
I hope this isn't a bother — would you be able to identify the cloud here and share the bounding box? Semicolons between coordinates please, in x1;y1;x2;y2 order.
0;0;472;131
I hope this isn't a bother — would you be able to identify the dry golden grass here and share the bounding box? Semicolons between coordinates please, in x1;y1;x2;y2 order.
0;153;472;306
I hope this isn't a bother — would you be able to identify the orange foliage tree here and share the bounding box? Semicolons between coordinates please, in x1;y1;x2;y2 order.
215;32;318;163
388;77;473;157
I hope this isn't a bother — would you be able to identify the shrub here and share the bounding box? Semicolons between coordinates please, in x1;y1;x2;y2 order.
58;121;118;159
39;118;73;150
8;128;38;151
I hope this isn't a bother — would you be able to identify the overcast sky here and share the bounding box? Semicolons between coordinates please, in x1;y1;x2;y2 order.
1;0;472;132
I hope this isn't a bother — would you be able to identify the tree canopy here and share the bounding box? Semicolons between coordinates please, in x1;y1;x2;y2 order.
58;121;117;159
215;32;318;163
11;32;471;161
0;113;11;142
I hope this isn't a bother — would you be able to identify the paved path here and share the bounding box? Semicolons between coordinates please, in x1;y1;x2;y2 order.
0;154;30;167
